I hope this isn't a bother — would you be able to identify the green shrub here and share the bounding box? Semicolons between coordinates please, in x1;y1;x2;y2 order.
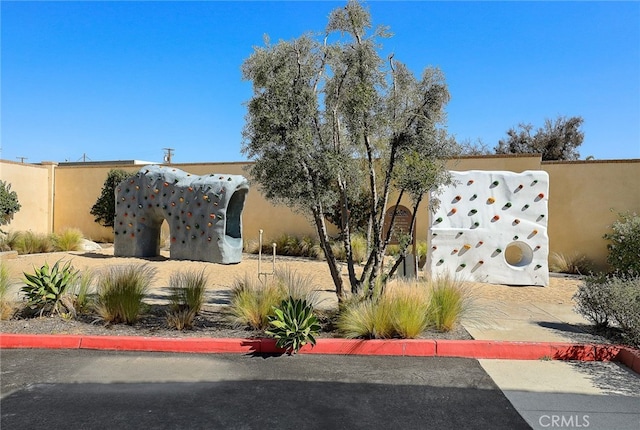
266;296;321;354
21;260;78;316
574;274;640;347
573;274;612;327
229;274;286;330
604;211;640;275
53;228;84;252
549;252;592;275
90;169;131;229
95;265;155;324
166;269;208;330
0;180;21;228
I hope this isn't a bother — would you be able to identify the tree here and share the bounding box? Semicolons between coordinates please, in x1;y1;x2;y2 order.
495;116;584;161
90;169;131;229
242;0;456;299
0;180;21;228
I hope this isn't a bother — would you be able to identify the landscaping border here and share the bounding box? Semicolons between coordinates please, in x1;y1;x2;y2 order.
1;333;638;374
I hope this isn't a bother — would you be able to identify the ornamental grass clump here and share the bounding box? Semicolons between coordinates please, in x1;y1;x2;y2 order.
0;262;16;320
337;282;430;339
337;275;471;338
428;274;471;332
96;265;155;324
13;231;54;255
53;228;84;252
69;269;96;315
166;269;208;330
229;274;286;330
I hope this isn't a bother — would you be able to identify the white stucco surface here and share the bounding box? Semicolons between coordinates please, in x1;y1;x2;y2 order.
428;170;549;286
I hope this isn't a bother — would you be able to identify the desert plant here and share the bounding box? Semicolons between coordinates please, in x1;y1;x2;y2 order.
0;262;16;320
337;298;391;339
0;230;21;252
387;284;431;338
428;275;470;332
337;282;431;339
69;269;96;315
90;169;131;229
549;252;592;275
604;211;640;275
574;274;640;347
0;180;21;229
266;296;321;354
13;231;54;255
166;269;208;330
21;260;78;316
95;265;155;324
273;266;321;307
53;228;84;252
229;274;286;330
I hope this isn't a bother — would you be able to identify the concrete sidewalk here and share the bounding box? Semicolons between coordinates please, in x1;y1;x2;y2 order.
463;299;640;430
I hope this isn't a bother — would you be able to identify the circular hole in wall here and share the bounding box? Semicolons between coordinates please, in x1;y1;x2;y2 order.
504;241;533;267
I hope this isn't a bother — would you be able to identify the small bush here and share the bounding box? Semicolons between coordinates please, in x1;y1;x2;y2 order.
604;211;640;275
266;296;321;354
91;169;132;229
273;266;321;307
53;228;84;252
13;231;54;255
429;275;470;332
245;234;320;259
166;269;208;330
337;282;431;339
69;269;96;315
229;274;286;330
549;252;592;275
0;262;16;320
95;265;155;324
0;180;21;227
574;274;640;347
21;260;78;316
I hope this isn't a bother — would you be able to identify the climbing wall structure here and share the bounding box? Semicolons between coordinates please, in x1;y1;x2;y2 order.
427;170;549;286
113;165;249;264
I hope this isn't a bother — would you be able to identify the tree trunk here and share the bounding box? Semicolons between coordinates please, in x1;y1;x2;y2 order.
311;206;344;300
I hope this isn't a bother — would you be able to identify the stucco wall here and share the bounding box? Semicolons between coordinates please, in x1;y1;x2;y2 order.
2;155;639;272
0;160;52;234
542;159;640;270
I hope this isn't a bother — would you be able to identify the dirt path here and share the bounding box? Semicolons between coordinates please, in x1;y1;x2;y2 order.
2;245;581;308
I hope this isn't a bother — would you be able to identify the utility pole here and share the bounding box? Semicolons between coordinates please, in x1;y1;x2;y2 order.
17;157;28;163
162;148;174;164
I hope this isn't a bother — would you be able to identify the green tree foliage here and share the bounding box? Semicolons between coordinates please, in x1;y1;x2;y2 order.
494;116;584;160
0;181;21;227
90;169;131;229
242;0;456;299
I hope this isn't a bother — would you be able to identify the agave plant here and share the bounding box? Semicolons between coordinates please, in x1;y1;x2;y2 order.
266;296;320;355
22;260;78;316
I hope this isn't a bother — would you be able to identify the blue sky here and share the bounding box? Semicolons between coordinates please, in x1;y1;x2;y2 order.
2;1;639;164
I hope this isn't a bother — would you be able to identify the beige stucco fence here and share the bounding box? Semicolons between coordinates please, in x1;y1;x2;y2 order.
1;155;638;271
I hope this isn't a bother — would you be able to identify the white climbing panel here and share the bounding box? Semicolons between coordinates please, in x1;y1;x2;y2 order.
427;170;549;286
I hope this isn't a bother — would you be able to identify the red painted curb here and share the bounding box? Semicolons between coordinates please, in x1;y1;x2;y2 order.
0;333;83;349
78;336;260;354
617;347;640;374
1;333;639;375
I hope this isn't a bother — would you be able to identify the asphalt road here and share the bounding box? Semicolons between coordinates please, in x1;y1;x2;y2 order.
1;349;529;429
